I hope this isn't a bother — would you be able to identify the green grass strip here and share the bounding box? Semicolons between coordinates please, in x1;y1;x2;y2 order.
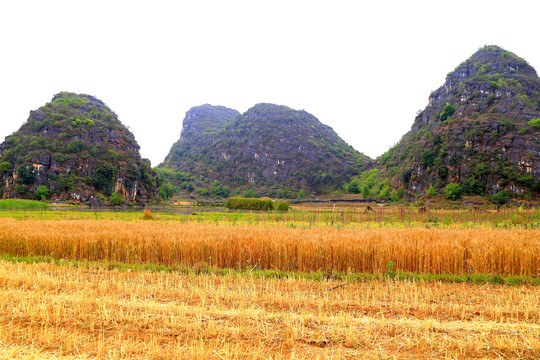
0;199;48;210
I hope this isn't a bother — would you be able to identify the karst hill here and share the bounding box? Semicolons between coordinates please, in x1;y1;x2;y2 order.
2;45;539;204
376;45;540;199
160;103;369;195
0;92;157;202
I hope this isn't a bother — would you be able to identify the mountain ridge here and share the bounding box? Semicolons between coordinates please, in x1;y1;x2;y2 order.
160;103;370;196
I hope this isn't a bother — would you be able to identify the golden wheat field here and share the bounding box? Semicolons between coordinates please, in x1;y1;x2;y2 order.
0;214;539;359
0;218;538;276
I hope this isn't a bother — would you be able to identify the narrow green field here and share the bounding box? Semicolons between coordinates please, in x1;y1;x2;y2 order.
0;199;48;210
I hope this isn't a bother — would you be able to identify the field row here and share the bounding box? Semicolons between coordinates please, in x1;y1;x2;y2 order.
0;260;538;359
1;206;539;229
0;218;538;276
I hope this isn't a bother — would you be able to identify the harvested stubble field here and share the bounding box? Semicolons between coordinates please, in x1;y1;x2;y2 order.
0;213;539;359
0;218;538;276
0;260;538;359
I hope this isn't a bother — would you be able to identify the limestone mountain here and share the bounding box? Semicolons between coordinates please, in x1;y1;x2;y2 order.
377;45;540;199
160;104;240;169
0;92;157;202
161;103;369;195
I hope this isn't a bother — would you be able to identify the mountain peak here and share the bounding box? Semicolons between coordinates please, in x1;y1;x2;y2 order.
377;46;540;199
183;104;239;130
449;45;536;83
51;91;106;107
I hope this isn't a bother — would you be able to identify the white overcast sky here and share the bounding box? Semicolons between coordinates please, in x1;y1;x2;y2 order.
1;0;540;166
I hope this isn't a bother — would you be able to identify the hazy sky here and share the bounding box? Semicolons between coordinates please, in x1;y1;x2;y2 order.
1;1;540;166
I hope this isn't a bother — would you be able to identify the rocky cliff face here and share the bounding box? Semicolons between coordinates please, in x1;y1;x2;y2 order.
378;46;540;199
160;104;240;169
0;92;157;202
161;103;369;194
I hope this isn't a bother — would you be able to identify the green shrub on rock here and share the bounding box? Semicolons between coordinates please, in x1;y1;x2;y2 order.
439;104;456;121
110;192;125;206
444;183;463;200
491;189;512;205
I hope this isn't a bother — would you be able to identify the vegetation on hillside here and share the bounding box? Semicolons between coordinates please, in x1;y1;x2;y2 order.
0;92;157;202
375;45;540;201
159;103;370;197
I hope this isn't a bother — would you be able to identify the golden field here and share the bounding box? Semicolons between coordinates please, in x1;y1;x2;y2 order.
0;218;538;276
0;260;538;359
0;210;538;359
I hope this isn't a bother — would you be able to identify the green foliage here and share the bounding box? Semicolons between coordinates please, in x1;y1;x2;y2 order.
197;188;209;196
378;143;398;166
426;185;437;197
528;118;540;131
14;184;29;195
67;139;84;154
275;202;291;212
360;169;378;197
386;261;396;278
53;97;89;107
486;93;495;105
225;197;274;211
0;162;13;174
491;190;512;205
377;185;392;200
444;183;463;200
439;104;456;121
71;118;94;127
92;164;117;194
57;174;77;192
421;151;435;168
0;199;48;210
105;149;119;161
516;174;534;188
462;178;486;195
275;189;294;199
474;163;489;178
296;189;306;199
182;182;194;191
54;153;69;165
109;192;125;206
437;166;448;180
29;140;40;150
158;184;177;200
242;189;259;198
348;169;394;199
475;62;492;75
209;182;230;198
33;121;45;132
401;169;412;185
17;165;36;185
346;178;361;194
489;81;501;90
89;146;99;157
34;185;50;200
138;159;156;193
